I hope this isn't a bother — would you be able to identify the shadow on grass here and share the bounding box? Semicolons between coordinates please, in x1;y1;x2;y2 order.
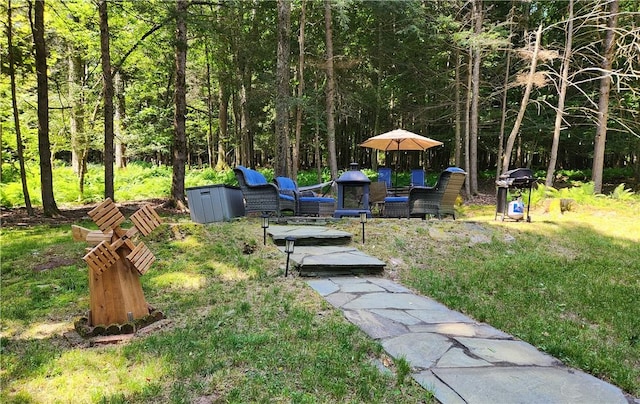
1;219;430;403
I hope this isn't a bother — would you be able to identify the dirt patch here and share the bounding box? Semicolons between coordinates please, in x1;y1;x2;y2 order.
33;256;79;272
1;191;494;229
1;198;181;228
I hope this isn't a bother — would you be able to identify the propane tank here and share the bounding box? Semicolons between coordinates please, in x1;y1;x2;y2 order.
508;197;524;220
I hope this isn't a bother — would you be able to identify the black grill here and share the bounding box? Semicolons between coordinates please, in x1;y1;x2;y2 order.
495;168;536;222
496;168;536;188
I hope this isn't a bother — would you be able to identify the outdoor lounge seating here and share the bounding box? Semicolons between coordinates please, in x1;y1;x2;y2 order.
368;181;389;217
381;167;466;219
377;168;392;188
408;167;466;219
274;177;336;216
410;169;425;187
233;166;296;215
383;196;409;218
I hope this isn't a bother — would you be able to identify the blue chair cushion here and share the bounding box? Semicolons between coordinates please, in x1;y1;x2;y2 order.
299;196;335;203
275;176;297;190
411;169;425;186
238;166;267;186
445;167;465;173
279;193;295;201
384;196;408;203
378;168;392;188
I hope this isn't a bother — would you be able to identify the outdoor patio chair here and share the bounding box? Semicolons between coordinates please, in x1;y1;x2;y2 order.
408;167;466;219
377;168;392;188
383;195;410;218
274;176;336;217
410;169;425;187
368;181;389;216
233;166;296;215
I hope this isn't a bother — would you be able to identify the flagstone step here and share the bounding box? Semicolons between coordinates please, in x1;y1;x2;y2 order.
271;216;341;226
280;246;385;277
268;225;352;246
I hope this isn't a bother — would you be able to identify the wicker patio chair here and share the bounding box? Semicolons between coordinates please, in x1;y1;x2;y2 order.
274;176;336;216
233;166;296;215
408;167;466;219
383;196;410;218
368;181;389;217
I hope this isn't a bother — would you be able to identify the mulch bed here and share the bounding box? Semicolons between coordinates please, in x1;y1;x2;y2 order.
0;199;183;228
1;188;497;228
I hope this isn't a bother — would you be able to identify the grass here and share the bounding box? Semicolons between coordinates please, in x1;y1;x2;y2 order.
353;201;640;396
1;219;431;403
2;204;638;402
1;164;639;401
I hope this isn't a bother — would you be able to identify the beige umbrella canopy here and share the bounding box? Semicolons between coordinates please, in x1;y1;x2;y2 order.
360;129;443;187
359;129;443;151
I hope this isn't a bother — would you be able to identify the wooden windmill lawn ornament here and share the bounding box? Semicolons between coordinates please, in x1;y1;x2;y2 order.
72;198;164;337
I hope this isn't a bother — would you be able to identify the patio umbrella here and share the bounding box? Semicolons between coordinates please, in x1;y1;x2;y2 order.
359;129;443;187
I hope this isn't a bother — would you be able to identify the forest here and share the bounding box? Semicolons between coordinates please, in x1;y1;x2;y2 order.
1;0;639;215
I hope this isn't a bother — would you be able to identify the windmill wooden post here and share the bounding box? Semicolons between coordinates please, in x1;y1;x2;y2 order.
72;199;162;329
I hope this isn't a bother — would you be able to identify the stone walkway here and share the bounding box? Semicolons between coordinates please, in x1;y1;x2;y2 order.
307;276;637;404
268;224;637;403
270;225;385;276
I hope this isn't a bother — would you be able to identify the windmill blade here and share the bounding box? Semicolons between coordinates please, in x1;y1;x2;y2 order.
127;241;156;275
72;225;113;245
130;204;162;236
83;241;120;275
88;198;125;233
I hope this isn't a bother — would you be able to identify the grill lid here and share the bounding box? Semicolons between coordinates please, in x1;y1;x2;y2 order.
497;168;535;187
499;168;533;180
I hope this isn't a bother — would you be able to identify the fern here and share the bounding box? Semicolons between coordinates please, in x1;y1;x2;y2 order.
610;183;635;201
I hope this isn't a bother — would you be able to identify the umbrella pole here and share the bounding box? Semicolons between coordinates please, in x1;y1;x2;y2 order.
394;141;400;193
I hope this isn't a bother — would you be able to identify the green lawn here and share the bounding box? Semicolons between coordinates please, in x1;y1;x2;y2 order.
1;194;639;402
359;201;640;397
1;218;431;403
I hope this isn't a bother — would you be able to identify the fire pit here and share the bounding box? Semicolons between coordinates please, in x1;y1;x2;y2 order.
334;163;371;218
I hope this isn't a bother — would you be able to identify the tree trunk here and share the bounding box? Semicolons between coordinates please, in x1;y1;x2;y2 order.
68;24;86;177
232;90;241;167
314;78;322;184
275;0;291;178
293;0;306;181
239;77;250;166
99;0;115;201
324;0;338;180
546;0;573;187
170;0;188;209
469;0;483;195
8;0;34;215
69;50;89;194
497;2;515;180
593;0;619;194
205;42;214;168
454;48;462;168
30;0;59;216
464;46;472;196
115;71;127;169
372;20;383;172
501;24;543;174
216;84;229;171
